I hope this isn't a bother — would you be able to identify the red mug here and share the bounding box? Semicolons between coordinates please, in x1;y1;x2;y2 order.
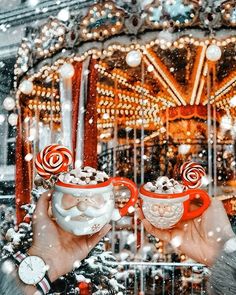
139;185;211;229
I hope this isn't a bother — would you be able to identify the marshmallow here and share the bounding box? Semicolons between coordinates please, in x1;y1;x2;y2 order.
64;174;74;183
59;166;109;186
144;176;185;194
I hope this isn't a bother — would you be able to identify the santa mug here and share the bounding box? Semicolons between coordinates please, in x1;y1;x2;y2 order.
139;186;211;229
51;177;138;235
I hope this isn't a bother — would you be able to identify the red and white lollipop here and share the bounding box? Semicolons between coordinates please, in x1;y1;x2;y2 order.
180;161;206;189
35;144;73;179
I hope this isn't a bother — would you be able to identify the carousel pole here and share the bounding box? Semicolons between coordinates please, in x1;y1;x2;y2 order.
140;59;145;185
59;63;74;150
207;62;213;196
33;93;40;182
111;78;118;254
212;64;217;198
140;58;145;294
83;59;98;168
49;79;55;144
74;59;90;167
206;44;222;197
113;79;118;177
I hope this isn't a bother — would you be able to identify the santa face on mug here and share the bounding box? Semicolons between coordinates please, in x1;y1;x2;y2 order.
55;193;113;220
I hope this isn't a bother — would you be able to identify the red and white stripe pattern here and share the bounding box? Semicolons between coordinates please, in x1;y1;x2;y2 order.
37;276;51;294
13;251;27;264
180;161;206;189
35;144;73;179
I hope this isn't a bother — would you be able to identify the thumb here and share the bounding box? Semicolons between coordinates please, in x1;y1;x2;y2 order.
33;190;52;222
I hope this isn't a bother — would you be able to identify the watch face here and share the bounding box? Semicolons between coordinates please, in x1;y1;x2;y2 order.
18;256;46;285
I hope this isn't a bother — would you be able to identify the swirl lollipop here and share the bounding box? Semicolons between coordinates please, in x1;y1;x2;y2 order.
35;144;73;179
180;161;206;189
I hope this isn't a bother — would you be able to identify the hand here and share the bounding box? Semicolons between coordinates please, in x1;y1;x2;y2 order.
28;191;111;282
138;198;235;266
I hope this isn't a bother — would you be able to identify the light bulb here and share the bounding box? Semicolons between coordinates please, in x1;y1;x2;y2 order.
3;97;15;111
126;50;142;67
59;63;75;79
19;80;34;95
8;113;18;126
206;44;222;62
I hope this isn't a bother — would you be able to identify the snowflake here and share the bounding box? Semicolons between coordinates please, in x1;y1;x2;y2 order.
91;224;102;232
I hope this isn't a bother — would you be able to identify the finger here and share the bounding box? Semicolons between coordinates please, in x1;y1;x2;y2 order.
87;224;111;249
34;190;53;221
142;219;171;242
137;208;145;220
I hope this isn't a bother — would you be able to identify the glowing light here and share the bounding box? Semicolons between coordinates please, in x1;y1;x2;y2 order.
126;50;142;67
28;0;39;7
19;80;33;95
0;114;5;124
230;96;236;107
57;8;70;22
220;115;232;130
8;113;18;126
102;113;110;119
178;144;191;155
25;153;33;161
59;63;75;79
206;45;222;62
3;97;15;111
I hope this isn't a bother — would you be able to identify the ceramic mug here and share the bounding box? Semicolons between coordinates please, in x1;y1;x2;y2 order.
139;185;211;229
52;177;138;235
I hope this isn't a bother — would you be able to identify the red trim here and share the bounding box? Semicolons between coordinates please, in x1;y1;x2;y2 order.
159;105;222;122
15;109;33;224
72;62;83;163
112;177;138;217
83;59;98;168
140;184;188;199
56;178;112;189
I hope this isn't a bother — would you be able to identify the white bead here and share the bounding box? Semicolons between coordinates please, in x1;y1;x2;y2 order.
19;80;34;94
59;63;75;79
3;97;15;111
126;50;142;67
206;44;222;61
8;113;18;126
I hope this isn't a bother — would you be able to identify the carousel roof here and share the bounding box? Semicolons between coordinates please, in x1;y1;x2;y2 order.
14;0;236;131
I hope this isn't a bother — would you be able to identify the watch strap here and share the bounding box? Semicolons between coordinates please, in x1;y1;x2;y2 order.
37;273;52;294
12;251;27;265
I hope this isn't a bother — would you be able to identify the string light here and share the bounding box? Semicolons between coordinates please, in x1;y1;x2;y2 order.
15;35;236;85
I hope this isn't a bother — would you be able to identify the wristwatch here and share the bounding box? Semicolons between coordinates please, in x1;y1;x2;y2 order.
12;251;52;294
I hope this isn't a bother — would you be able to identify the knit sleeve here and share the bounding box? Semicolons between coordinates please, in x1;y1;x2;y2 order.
209;238;236;295
0;259;24;295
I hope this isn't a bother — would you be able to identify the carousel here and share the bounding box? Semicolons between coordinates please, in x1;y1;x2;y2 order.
4;0;236;293
13;0;236;224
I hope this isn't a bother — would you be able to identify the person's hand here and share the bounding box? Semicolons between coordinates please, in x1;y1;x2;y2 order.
138;198;235;266
28;191;111;282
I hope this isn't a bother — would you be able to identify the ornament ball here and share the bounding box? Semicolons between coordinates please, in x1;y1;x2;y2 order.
206;44;222;62
19;80;34;95
3;97;15;111
59;63;75;79
8;113;18;126
126;50;142;67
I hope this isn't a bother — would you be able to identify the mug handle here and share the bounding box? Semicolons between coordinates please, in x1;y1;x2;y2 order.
111;177;138;221
182;189;211;221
